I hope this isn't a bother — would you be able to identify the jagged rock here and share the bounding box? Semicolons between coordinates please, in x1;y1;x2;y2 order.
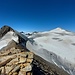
5;66;14;74
0;48;33;75
19;56;27;63
21;65;32;72
0;58;12;67
0;67;4;74
11;65;20;73
28;52;33;59
18;71;26;75
12;72;18;75
20;63;30;69
26;59;33;63
0;51;11;56
18;52;28;58
6;57;18;66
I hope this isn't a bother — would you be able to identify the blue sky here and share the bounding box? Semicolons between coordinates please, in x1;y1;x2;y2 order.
0;0;75;32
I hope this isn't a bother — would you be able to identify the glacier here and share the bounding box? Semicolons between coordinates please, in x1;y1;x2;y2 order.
26;28;75;75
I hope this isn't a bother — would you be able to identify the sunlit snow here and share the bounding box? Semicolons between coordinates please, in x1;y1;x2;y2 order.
26;28;75;75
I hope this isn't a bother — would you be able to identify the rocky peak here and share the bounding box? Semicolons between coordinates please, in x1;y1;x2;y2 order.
0;25;14;38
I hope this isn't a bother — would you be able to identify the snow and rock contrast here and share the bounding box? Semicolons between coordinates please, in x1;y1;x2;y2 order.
0;26;28;50
0;26;33;75
26;27;75;75
0;25;74;75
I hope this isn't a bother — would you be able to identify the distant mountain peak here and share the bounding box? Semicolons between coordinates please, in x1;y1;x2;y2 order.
55;27;63;30
50;27;67;33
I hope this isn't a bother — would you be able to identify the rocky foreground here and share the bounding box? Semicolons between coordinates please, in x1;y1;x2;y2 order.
0;47;33;75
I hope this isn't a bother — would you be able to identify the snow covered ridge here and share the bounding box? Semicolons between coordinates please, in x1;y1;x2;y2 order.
0;26;28;49
26;28;75;75
0;31;19;49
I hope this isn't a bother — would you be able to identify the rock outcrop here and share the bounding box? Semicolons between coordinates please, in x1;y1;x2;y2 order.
0;47;33;75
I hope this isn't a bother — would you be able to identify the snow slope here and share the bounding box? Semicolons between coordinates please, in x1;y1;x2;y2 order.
26;28;75;75
0;31;19;49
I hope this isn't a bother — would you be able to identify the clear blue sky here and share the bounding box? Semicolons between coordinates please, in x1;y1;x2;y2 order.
0;0;75;32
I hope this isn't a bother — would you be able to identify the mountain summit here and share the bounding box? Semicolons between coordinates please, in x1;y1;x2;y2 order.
50;27;69;33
